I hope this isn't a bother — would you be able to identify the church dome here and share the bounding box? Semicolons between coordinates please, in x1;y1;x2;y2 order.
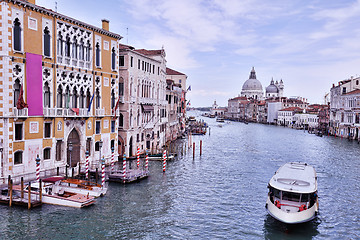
242;67;263;91
266;78;279;93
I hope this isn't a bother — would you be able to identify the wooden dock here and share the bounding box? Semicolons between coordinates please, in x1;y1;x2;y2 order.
108;169;149;183
0;189;42;209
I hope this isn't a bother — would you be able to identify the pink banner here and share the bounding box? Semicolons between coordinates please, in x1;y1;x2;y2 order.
26;53;43;116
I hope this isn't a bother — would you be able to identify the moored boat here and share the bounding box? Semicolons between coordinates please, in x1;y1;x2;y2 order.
265;162;319;224
148;154;175;161
57;177;107;197
216;117;225;122
15;179;96;208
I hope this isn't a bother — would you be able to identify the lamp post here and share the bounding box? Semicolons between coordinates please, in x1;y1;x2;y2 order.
69;142;73;176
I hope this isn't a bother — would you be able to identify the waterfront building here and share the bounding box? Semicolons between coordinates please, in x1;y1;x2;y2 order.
166;67;188;135
330;77;360;139
277;107;302;127
118;44;167;156
210;100;225;117
165;79;182;143
0;0;122;183
241;67;264;100
257;101;267;123
225;96;249;120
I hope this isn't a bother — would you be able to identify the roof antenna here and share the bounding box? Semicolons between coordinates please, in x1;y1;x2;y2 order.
55;1;58;12
126;27;128;44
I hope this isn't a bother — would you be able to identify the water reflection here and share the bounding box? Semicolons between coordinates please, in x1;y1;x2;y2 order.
263;214;320;240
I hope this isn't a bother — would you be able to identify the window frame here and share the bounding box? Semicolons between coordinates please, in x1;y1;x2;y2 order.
14;151;23;165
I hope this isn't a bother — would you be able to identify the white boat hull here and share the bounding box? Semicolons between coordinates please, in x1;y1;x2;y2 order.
59;184;107;198
41;194;95;208
266;196;318;224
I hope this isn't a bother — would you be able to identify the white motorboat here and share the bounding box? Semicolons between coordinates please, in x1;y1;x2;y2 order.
265;162;319;224
16;178;96;208
56;177;107;197
216;117;225;123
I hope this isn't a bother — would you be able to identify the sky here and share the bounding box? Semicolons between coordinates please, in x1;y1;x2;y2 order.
36;0;360;107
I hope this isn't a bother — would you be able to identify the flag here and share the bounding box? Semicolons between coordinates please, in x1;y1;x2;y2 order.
16;85;28;109
112;95;122;118
88;92;95;112
187;85;191;91
71;108;79;115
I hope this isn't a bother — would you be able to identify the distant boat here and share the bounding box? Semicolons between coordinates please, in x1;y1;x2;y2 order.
216;117;225;123
265;162;319;224
148;153;175;161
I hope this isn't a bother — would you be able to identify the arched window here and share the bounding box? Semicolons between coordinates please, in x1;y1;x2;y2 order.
14;151;23;165
137;111;140;126
119;113;124;128
14;79;21;107
111;89;115;109
44;82;50;107
57;32;63;56
86;40;91;62
43;148;51;160
57;85;63;108
65;36;71;57
79;39;84;60
44;27;51;57
65;86;70;108
119;78;124;96
72;87;78;108
13;18;22;51
95;88;100;109
86;89;91;108
95;42;100;67
79;88;85;108
111;47;116;70
72;38;78;59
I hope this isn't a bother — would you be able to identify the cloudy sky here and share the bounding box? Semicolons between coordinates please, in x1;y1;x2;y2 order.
37;0;360;107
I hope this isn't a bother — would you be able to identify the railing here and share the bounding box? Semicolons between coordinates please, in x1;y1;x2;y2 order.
95;108;105;116
43;108;56;117
119;96;125;103
78;60;84;68
13;108;28;118
130;96;136;103
64;57;71;65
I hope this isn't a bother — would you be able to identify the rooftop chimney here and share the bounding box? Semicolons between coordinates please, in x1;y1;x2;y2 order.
102;19;109;31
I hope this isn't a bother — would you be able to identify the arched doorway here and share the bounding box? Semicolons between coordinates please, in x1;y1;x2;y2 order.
67;128;80;167
129;136;133;157
118;136;125;157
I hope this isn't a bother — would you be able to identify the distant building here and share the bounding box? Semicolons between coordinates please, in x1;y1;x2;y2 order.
265;78;284;98
210;100;225;117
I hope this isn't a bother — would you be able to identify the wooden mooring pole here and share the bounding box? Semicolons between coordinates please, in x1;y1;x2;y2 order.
21;177;24;199
28;182;31;209
200;140;202;156
9;180;13;207
39;179;42;203
57;167;59;176
193;142;195;159
96;168;99;183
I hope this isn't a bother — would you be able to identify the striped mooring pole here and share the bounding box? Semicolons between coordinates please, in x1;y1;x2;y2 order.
111;147;115;172
85;151;89;179
122;154;126;183
137;146;140;169
101;156;105;189
163;150;167;172
145;149;149;171
36;155;40;182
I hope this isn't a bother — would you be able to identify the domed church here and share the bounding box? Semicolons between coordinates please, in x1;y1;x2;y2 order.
265;78;284;98
241;67;264;100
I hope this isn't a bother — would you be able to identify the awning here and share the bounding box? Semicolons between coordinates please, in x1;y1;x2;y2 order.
141;104;154;112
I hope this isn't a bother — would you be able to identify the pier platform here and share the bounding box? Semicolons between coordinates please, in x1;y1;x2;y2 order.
108;169;149;183
0;189;42;208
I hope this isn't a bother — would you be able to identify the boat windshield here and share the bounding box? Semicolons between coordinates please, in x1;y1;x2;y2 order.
282;191;301;202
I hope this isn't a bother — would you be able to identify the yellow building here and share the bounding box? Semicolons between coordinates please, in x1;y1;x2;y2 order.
0;0;122;183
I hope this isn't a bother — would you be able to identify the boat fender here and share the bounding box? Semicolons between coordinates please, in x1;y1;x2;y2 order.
274;200;281;209
299;204;307;212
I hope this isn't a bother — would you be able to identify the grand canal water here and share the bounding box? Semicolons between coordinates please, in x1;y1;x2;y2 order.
1;111;360;239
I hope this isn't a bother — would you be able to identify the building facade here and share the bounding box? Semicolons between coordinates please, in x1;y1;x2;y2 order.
0;0;122;183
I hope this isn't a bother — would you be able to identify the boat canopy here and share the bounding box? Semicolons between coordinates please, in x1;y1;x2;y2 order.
269;162;317;194
42;176;65;183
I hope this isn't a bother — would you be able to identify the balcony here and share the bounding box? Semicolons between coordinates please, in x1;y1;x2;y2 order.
43;108;56;117
95;108;105;117
130;96;136;103
13;108;28;118
119;96;125;103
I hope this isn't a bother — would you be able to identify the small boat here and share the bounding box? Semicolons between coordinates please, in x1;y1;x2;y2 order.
265;162;319;224
148;154;175;161
58;177;107;197
216;117;225;123
16;179;96;208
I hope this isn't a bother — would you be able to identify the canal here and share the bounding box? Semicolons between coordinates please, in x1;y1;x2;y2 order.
1;111;359;239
